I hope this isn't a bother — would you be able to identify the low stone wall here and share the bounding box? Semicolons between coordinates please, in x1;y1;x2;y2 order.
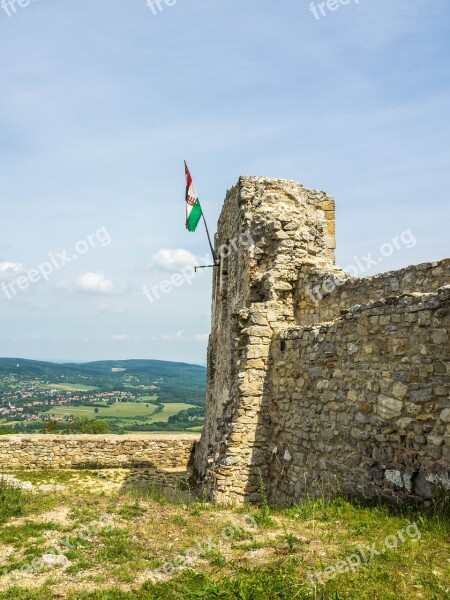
0;434;199;471
267;287;450;505
296;259;450;326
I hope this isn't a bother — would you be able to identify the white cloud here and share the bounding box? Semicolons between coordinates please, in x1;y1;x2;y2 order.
193;333;209;342
75;272;116;295
111;334;130;341
0;262;24;282
148;249;199;272
160;330;185;341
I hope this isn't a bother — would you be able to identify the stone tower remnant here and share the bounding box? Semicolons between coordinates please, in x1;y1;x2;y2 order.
194;176;450;505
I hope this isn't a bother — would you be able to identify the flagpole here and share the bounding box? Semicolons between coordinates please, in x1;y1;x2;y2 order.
202;213;219;265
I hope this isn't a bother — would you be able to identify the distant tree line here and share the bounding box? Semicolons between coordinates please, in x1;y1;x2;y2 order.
40;417;111;435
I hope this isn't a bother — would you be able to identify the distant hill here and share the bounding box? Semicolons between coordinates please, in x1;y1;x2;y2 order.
0;358;99;379
67;359;206;381
0;358;207;406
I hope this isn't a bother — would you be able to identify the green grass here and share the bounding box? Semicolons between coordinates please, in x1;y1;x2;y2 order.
0;473;448;600
0;480;25;524
0;522;62;547
97;528;137;563
118;502;148;520
0;556;447;600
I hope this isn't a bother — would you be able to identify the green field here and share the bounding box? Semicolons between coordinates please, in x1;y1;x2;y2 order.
42;401;195;424
39;383;99;392
1;401;201;434
0;420;19;427
148;403;198;423
43;402;156;419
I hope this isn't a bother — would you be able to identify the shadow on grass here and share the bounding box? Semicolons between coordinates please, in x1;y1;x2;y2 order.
116;461;199;504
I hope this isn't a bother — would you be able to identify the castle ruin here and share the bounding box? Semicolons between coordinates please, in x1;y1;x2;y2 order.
194;176;450;505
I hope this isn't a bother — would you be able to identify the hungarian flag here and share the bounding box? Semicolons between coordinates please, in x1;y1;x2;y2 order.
184;161;203;232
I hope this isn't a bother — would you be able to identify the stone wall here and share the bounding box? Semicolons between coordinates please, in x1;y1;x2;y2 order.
296;260;450;326
268;287;450;505
195;175;450;506
0;434;198;471
194;176;337;503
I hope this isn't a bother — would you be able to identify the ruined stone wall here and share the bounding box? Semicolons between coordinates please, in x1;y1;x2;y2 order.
195;175;449;506
296;260;450;326
194;176;336;503
267;287;450;505
0;434;198;470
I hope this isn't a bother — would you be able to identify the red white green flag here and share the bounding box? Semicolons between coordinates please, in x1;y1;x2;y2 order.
184;161;203;232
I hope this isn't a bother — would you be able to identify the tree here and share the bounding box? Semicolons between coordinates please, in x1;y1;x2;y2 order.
65;417;111;434
41;420;59;433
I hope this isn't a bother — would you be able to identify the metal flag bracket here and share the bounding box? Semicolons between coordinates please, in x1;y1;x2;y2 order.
194;258;221;272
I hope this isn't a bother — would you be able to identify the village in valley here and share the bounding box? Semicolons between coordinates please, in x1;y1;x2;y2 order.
0;359;205;434
0;379;136;423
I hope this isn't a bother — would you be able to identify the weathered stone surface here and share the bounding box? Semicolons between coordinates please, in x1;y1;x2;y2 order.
432;329;448;344
0;434;198;471
440;409;450;423
377;395;403;419
392;382;408;400
194;176;449;506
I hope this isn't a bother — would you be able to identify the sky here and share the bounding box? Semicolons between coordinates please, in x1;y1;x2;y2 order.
0;0;449;365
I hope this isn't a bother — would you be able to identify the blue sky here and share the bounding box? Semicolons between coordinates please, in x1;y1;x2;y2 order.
0;0;449;364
